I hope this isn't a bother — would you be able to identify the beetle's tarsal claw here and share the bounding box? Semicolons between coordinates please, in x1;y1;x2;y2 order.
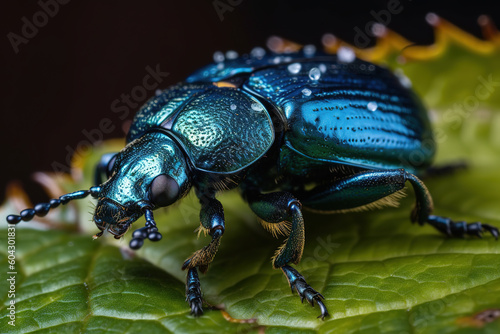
483;224;499;240
281;265;329;320
316;299;330;320
427;215;499;240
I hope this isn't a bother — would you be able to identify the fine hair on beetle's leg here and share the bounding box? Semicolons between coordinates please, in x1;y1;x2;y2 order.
180;189;226;317
241;188;330;319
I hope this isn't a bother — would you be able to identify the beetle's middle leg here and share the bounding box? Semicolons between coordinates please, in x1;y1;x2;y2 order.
181;190;225;316
298;168;499;239
241;188;329;320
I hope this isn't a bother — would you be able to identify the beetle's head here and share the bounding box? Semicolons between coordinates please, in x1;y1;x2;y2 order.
93;131;191;238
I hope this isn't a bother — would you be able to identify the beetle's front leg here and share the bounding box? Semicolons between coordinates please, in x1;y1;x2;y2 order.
181;191;225;316
242;189;329;320
185;267;203;317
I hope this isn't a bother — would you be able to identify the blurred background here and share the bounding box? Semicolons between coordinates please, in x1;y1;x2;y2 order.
1;0;498;204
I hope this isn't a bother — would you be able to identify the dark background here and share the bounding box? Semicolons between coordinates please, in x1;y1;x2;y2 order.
1;0;498;204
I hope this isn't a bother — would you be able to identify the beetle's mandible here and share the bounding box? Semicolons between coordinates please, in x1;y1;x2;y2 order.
7;47;499;319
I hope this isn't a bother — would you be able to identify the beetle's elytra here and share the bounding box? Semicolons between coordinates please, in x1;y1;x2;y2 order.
7;47;499;319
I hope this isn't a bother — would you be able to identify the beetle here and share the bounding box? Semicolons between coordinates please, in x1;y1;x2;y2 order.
7;47;499;319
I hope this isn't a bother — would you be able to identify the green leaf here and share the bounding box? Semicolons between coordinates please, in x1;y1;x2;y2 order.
2;35;500;333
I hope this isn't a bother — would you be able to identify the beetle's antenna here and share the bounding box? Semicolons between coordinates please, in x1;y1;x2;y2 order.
129;201;162;250
6;186;101;225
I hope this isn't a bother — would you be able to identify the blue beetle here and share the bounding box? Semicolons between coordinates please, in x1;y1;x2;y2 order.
7;47;499;319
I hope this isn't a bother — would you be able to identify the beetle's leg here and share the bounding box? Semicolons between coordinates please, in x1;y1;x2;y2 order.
245;191;304;267
185;267;203;317
405;173;499;239
425;216;499;239
181;192;225;316
298;169;498;239
299;169;411;213
182;194;225;273
242;189;329;320
282;265;329;320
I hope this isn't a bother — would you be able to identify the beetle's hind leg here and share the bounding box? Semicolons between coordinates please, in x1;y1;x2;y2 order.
299;169;498;239
181;190;225;316
405;173;499;239
242;189;329;320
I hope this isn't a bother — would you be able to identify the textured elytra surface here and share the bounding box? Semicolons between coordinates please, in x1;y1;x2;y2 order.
245;60;434;171
172;88;274;173
2;34;500;333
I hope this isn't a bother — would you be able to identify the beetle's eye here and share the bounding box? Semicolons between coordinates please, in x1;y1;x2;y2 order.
150;174;179;207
